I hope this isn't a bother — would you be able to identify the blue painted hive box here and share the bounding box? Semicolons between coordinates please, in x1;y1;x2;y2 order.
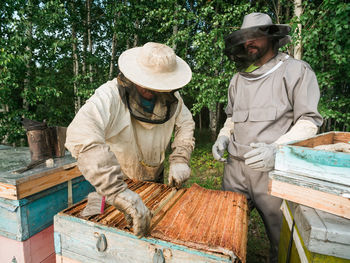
269;132;350;219
0;145;94;241
275;131;350;186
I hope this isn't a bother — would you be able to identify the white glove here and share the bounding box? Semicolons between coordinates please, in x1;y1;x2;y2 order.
244;143;277;172
168;163;191;188
112;189;152;238
212;136;230;162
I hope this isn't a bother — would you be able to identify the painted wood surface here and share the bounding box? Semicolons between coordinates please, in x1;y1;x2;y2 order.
289;202;350;259
0;176;94;241
56;255;79;263
54;214;232;263
275;132;350;187
268;176;350;219
0;225;55;263
269;170;350;197
0;146;81;200
279;201;350;262
54;182;248;263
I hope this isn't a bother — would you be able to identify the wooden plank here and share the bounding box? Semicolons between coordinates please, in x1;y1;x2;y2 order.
269;170;350;197
334;132;350;145
0;148;79;200
268;179;350;219
0;225;55;263
42;253;56;263
290;131;350;148
291;203;350;259
291;132;334;147
56;254;80;263
16;166;81;200
280;201;350;262
0;176;94;241
0;182;17;199
280;201;308;263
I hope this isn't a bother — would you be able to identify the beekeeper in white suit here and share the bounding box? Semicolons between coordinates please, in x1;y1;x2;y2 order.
212;13;323;262
65;42;195;237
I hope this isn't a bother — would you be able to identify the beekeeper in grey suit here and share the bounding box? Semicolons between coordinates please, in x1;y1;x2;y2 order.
212;13;323;261
65;42;195;238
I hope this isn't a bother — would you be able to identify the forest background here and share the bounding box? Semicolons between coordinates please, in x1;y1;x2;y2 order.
1;1;349;262
1;0;349;145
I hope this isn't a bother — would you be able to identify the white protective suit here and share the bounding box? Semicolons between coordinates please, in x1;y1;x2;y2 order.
65;78;195;201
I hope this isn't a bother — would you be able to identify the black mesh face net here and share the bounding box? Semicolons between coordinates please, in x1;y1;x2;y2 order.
117;73;179;124
224;25;290;69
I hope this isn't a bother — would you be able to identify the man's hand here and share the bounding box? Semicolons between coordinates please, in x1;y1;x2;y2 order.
112;189;152;238
212;136;230;162
168;163;191;188
244;143;277;172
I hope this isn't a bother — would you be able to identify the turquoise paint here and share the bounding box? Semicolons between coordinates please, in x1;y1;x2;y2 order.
276;146;350;184
289;146;350;168
54;232;62;254
0;176;94;241
57;214;232;262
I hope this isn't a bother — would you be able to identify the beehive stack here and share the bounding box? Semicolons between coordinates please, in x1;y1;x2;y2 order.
55;180;249;263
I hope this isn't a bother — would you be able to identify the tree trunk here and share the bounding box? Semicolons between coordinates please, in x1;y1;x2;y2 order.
87;0;93;83
172;4;178;50
133;19;139;47
23;0;33;111
71;2;80;114
82;15;87;77
209;106;218;141
294;0;303;59
109;9;119;80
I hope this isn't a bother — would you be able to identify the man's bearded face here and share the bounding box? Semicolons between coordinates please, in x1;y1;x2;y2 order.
244;36;271;62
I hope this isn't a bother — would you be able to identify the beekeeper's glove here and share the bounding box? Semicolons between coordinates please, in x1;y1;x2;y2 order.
244;143;277;172
212;136;230;162
168;163;191;188
112;189;152;238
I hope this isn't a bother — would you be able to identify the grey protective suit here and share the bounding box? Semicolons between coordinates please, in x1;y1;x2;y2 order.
222;52;323;254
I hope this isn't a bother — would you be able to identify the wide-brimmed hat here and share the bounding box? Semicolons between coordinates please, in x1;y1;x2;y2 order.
224;13;291;59
118;42;192;92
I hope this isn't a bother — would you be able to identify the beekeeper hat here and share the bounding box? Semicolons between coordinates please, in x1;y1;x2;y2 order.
118;42;192;92
224;13;291;59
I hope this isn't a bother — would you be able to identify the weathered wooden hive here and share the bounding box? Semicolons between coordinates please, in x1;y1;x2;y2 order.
54;180;249;263
0;145;94;262
268;132;350;262
269;131;350;219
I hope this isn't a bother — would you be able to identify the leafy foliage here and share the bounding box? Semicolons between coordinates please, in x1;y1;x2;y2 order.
1;0;349;145
299;0;350;131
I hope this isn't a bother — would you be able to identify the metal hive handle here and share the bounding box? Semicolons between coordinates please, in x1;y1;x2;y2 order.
94;232;107;252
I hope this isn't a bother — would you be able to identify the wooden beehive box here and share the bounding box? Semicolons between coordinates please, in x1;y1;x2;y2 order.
0;225;55;263
0;146;94;241
269;132;350;219
54;180;249;263
279;200;350;262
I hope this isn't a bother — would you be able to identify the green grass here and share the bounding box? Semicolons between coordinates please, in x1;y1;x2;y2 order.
164;129;270;262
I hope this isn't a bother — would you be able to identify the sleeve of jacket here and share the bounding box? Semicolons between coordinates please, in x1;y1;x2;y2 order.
218;75;236;138
287;60;323;127
169;93;195;164
65;81;127;201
